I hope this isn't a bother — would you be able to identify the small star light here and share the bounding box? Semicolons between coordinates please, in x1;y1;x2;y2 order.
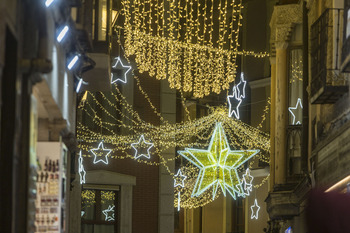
288;98;303;125
90;141;112;165
174;169;187;188
242;168;253;195
250;199;260;220
178;122;259;200
131;135;154;159
102;205;115;221
227;86;242;119
78;150;86;184
236;72;247;99
111;56;132;84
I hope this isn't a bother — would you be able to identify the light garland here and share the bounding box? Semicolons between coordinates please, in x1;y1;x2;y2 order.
78;83;271;208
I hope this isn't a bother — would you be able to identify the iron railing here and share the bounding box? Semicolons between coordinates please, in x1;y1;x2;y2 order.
310;8;349;104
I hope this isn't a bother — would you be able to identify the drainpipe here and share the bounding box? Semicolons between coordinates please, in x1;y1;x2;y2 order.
302;0;309;175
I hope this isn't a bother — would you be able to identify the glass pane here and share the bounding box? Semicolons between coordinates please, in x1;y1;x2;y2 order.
100;191;116;222
94;224;114;233
82;190;96;220
289;49;303;125
82;224;94;233
98;0;107;40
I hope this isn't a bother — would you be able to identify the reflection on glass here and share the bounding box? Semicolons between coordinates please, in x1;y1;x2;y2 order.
82;190;96;220
98;0;107;40
101;191;116;221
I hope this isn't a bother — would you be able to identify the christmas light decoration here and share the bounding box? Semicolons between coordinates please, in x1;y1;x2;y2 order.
250;199;260;219
242;168;253;195
111;57;132;84
177;192;181;211
131;135;154;159
76;76;88;93
57;25;69;43
288;98;303;125
285;227;292;233
178;122;259;199
174;169;187;188
227;86;242;119
120;0;269;97
102;205;115;221
90;141;112;165
77;83;271;208
81;211;85;217
78;150;86;184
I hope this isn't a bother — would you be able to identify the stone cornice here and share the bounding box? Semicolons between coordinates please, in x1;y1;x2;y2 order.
269;3;303;51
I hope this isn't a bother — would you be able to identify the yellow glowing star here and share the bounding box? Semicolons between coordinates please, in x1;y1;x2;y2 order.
178;122;259;200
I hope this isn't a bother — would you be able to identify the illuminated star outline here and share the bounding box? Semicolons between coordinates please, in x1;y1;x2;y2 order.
111;56;132;84
250;199;260;219
178;122;259;200
242;168;253;195
174;169;187;188
131;135;154;159
227;86;242;119
236;72;247;99
288;98;303;125
90;141;112;165
102;205;115;221
78;150;87;184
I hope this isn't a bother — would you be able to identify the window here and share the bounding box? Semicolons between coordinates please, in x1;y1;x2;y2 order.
81;186;119;233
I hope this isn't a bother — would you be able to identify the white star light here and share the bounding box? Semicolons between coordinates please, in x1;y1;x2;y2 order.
131;135;154;159
236;72;247;99
227;73;247;119
242;168;253;195
288;98;303;125
177;192;181;211
111;56;132;84
250;199;260;219
90;141;112;165
227;86;242;119
102;205;115;221
174;169;187;188
78;150;86;184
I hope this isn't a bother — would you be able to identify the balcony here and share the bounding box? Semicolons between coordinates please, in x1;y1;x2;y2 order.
311;8;349;104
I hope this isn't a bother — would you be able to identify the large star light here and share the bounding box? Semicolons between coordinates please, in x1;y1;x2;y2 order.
178;122;259;200
288;98;303;125
90;141;112;165
111;56;132;84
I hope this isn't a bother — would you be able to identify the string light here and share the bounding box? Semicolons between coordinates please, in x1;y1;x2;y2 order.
78;83;271;208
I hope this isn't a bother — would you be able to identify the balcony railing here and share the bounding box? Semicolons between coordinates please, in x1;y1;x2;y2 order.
311;8;349;104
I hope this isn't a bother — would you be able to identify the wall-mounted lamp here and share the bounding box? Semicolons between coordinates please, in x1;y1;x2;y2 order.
57;25;69;43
